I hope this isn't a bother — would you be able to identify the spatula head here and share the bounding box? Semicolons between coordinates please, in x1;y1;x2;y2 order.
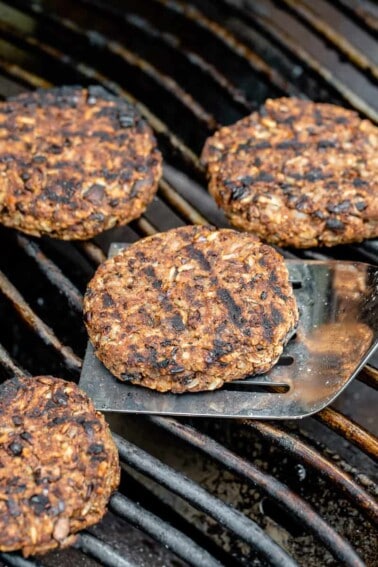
79;244;378;419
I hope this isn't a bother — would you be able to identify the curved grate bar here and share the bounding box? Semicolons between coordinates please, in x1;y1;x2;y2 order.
317;407;378;462
0;56;50;90
114;433;299;567
0;270;81;371
76;532;137;567
11;0;218;131
134;216;159;237
0;13;203;174
0;343;28;378
79;0;253;112
221;0;378;122
242;421;378;522
333;0;378;34
87;32;219;131
16;235;83;312
280;0;378;81
358;366;378;390
110;492;222;567
0;554;41;567
158;178;209;226
77;241;107;266
151;416;366;567
152;0;301;96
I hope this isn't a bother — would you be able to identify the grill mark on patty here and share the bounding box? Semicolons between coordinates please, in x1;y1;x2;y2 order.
143;265;186;332
216;288;244;327
186;244;212;271
185;243;246;330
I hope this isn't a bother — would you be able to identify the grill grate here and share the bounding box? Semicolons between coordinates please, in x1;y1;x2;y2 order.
0;0;376;565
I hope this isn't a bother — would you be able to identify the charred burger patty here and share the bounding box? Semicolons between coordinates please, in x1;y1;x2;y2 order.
84;225;298;393
201;98;378;248
0;86;162;239
0;375;120;556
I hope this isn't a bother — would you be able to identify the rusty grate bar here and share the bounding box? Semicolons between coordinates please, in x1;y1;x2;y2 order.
317;408;378;462
77;241;107;266
114;433;298;566
359;366;378;390
0;55;50;90
79;0;253;113
334;0;378;34
158;178;208;225
11;0;219;132
16;235;83;312
220;0;378;122
0;270;81;371
279;0;378;81
110;493;222;567
152;0;301;96
151;416;367;566
134;216;159;236
0;343;27;378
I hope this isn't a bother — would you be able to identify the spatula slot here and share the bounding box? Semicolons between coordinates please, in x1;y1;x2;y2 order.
277;355;294;366
222;382;290;393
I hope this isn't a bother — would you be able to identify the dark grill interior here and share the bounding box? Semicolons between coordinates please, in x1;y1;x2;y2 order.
0;0;377;565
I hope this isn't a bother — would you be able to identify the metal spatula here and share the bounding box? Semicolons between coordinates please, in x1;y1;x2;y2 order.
79;243;378;419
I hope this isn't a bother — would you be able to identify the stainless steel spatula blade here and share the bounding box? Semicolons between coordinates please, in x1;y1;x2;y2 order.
79;244;378;419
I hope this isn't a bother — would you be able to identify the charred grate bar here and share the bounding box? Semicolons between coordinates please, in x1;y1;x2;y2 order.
114;434;299;567
0;0;376;565
110;493;223;567
149;417;373;564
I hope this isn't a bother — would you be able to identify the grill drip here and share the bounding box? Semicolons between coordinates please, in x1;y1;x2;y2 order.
0;0;376;565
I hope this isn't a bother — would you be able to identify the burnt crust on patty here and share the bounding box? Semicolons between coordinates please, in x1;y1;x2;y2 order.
201;98;378;248
0;375;120;557
0;86;162;240
83;225;298;393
